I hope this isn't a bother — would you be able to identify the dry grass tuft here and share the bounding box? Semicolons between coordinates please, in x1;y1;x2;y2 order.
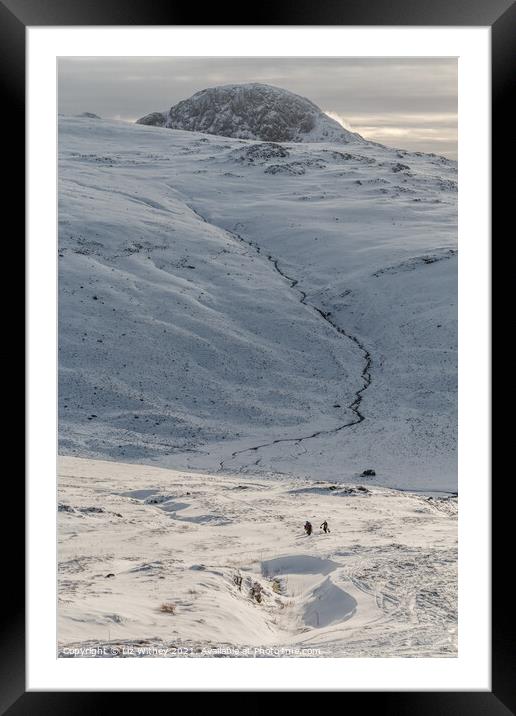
159;602;177;614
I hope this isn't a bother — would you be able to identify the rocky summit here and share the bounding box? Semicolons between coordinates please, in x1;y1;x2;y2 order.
136;83;364;143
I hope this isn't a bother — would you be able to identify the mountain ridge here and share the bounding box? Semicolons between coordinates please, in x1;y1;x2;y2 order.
136;83;364;144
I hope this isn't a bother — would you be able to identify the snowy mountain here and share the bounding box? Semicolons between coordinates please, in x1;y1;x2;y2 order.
136;83;364;143
58;112;457;493
58;99;457;658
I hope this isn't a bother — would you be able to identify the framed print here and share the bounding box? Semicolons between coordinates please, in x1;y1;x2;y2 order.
11;0;508;709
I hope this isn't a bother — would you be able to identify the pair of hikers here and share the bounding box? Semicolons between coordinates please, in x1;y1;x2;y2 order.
304;520;330;536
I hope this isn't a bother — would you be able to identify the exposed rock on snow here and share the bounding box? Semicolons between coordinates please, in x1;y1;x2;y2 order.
136;111;167;127
231;142;290;162
136;83;364;143
264;162;306;175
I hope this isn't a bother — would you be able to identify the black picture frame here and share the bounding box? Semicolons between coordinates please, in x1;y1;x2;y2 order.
11;0;507;709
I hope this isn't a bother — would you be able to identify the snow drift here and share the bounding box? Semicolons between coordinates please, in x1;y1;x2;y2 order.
58;456;457;657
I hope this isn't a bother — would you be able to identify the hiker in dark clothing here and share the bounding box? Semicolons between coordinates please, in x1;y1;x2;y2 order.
304;521;313;536
320;520;330;534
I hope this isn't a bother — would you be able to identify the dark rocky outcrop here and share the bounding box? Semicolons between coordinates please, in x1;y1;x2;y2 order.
136;83;363;144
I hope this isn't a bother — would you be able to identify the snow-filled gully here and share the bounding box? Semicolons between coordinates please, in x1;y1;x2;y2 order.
186;204;372;471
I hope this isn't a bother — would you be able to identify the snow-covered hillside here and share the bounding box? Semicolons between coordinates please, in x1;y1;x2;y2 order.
58;112;457;492
136;83;363;143
58;456;457;657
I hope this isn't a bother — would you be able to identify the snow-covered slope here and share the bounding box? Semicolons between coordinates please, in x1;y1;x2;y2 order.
58;114;457;492
58;456;457;657
136;83;363;143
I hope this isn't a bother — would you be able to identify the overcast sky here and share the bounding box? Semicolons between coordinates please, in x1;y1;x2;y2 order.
58;57;457;158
